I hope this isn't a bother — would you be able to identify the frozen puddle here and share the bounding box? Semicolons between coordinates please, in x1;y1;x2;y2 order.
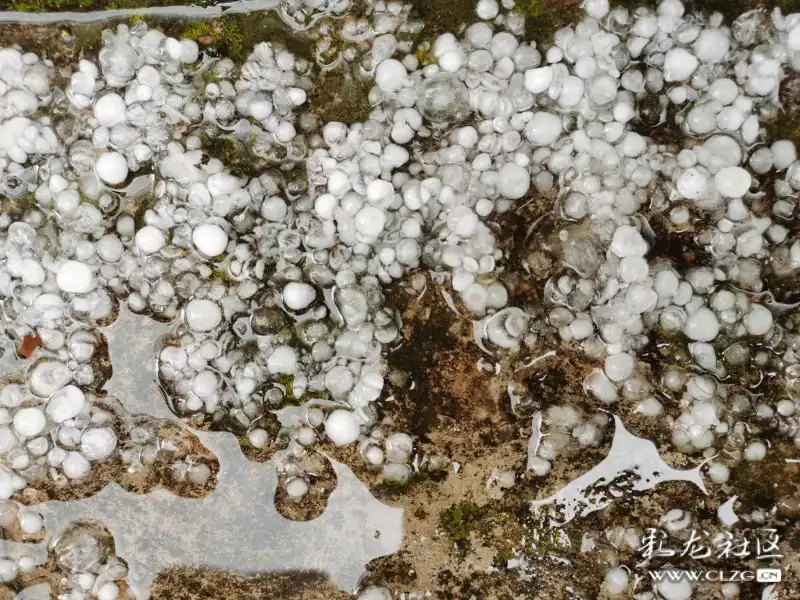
34;430;403;599
531;415;707;525
0;1;280;25
11;309;404;599
102;304;175;423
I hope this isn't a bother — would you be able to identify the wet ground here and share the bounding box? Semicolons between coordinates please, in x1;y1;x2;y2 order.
2;1;800;599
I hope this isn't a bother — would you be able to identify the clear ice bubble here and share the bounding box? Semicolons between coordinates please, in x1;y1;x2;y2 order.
415;72;470;123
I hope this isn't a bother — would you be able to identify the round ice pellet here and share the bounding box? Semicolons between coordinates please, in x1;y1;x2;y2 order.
95;151;129;185
192;223;228;257
683;308;720;342
325;409;360;445
185;299;222;332
57;260;94;294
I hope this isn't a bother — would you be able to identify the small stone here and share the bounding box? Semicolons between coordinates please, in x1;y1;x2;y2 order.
18;334;42;359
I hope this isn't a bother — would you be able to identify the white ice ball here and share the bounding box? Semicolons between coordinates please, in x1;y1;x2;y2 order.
714;166;751;199
95;151;129;185
185;299;222;332
46;385;85;423
13;407;46;438
525;112;563;146
683;308;720;342
267;345;297;375
57;260;94;294
63;451;91;479
325;409;360;446
497;162;531;199
283;282;316;311
93;93;126;128
656;574;692;600
663;48;699;82
80;427;117;461
375;59;407;92
192;223;228;257
135;225;166;254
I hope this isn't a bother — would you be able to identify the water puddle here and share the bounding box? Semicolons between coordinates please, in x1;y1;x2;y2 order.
530;415;708;526
6;309;403;598
102;305;174;423
34;429;403;599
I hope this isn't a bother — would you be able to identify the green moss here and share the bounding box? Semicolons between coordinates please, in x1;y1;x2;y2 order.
517;0;546;18
3;194;38;217
439;501;484;552
518;0;582;42
210;267;230;282
218;23;246;62
308;72;373;124
202;135;253;178
183;20;216;41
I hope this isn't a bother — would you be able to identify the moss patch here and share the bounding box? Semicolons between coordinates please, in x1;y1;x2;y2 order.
439;501;484;551
307;70;374;124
